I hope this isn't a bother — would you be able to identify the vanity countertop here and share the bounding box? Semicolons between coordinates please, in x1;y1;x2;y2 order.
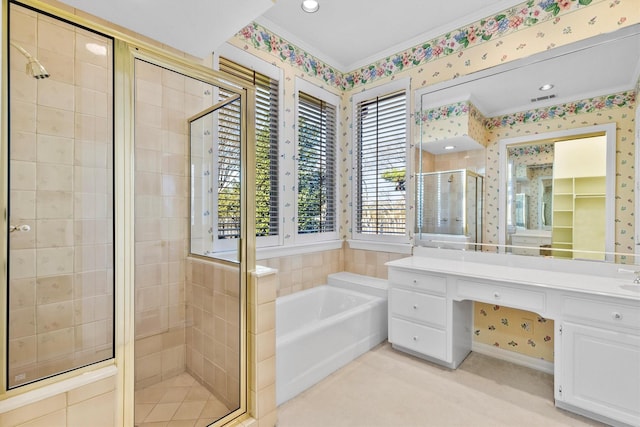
387;252;640;302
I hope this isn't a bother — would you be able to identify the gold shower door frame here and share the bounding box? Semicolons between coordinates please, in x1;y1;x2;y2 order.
0;1;255;425
121;44;254;426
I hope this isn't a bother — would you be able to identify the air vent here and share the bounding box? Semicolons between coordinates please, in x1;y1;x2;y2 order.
531;94;557;103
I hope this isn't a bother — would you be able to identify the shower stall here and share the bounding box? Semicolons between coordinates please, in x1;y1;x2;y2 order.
3;2;250;425
416;169;483;249
5;2;115;389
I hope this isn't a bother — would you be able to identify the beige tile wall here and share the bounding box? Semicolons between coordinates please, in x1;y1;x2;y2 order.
0;375;117;427
343;246;406;280
257;245;407;297
257;248;343;297
133;59;209;389
186;258;241;411
248;268;277;427
7;3;114;388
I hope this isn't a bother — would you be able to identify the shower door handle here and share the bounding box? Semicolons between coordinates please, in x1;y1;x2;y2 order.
9;224;31;232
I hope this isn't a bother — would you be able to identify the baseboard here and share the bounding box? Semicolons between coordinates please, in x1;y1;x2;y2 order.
472;342;554;375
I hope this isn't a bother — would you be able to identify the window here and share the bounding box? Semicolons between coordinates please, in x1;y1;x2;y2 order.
353;79;410;242
218;55;280;245
296;79;339;240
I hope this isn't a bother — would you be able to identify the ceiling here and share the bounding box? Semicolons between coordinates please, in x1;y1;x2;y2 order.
55;0;274;58
58;0;525;71
418;25;640;154
419;26;640;117
258;0;525;71
56;0;639;121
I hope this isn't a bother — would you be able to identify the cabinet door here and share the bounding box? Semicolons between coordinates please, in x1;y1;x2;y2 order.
560;322;640;425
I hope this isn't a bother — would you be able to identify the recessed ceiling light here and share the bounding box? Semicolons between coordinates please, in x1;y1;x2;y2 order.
539;83;554;91
301;0;319;13
444;145;455;150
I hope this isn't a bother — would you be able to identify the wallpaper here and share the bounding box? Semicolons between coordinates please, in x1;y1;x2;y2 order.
419;101;488;145
227;0;639;362
474;303;555;361
233;0;633;91
483;92;636;259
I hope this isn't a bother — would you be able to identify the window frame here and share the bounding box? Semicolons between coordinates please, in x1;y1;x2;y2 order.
214;45;284;249
294;78;340;244
351;78;411;244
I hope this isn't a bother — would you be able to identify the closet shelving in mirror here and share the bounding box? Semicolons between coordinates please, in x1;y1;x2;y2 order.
551;176;606;260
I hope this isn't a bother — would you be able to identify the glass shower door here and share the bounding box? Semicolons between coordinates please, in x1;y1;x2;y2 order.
6;1;114;389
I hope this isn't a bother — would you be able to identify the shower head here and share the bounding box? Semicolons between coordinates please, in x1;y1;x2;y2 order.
25;57;50;79
10;41;50;79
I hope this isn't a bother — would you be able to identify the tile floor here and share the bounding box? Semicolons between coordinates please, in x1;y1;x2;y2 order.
135;372;231;427
277;343;606;427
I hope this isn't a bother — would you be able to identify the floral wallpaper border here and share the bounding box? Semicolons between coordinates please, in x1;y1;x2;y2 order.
485;90;636;129
416;101;471;123
417;90;636;129
235;0;599;90
508;143;554;157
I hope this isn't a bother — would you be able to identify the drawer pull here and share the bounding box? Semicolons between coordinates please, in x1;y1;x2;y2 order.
493;292;500;299
413;304;418;310
412;336;418;341
612;312;623;320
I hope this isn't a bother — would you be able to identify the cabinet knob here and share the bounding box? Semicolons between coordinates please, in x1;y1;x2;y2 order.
412;279;417;285
493;292;500;299
412;336;418;341
612;312;623;320
412;304;418;310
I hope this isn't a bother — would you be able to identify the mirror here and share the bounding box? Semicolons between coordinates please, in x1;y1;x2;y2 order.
500;128;614;262
415;23;640;262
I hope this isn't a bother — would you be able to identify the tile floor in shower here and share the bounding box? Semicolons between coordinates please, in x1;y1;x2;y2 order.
135;372;231;427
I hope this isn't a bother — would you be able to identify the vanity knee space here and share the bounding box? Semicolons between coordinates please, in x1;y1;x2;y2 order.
386;255;640;427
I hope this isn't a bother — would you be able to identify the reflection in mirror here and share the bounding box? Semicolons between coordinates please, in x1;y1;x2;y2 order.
415;97;487;249
504;134;611;260
415;24;639;262
500;126;615;262
506;144;554;256
416;169;484;249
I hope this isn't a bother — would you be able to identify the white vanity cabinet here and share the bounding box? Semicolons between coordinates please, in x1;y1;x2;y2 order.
386;250;640;427
556;296;640;426
511;233;552;256
387;269;472;369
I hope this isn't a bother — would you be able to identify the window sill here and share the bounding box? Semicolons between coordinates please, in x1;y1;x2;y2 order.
256;240;343;260
347;239;413;254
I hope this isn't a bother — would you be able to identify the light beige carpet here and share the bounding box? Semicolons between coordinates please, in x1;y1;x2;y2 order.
276;343;604;427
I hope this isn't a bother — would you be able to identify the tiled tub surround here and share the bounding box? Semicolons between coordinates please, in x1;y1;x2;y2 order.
257;244;405;297
8;3;114;388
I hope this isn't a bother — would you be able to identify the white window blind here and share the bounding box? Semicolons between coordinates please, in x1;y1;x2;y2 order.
355;89;407;236
215;91;242;240
220;57;279;238
297;91;336;234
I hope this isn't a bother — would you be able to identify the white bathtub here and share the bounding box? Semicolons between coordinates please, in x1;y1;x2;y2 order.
276;272;388;406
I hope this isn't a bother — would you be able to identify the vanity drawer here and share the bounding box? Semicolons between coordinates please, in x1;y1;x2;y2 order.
511;236;542;245
390;317;447;361
563;297;640;330
389;269;447;295
390;288;446;327
456;279;546;313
